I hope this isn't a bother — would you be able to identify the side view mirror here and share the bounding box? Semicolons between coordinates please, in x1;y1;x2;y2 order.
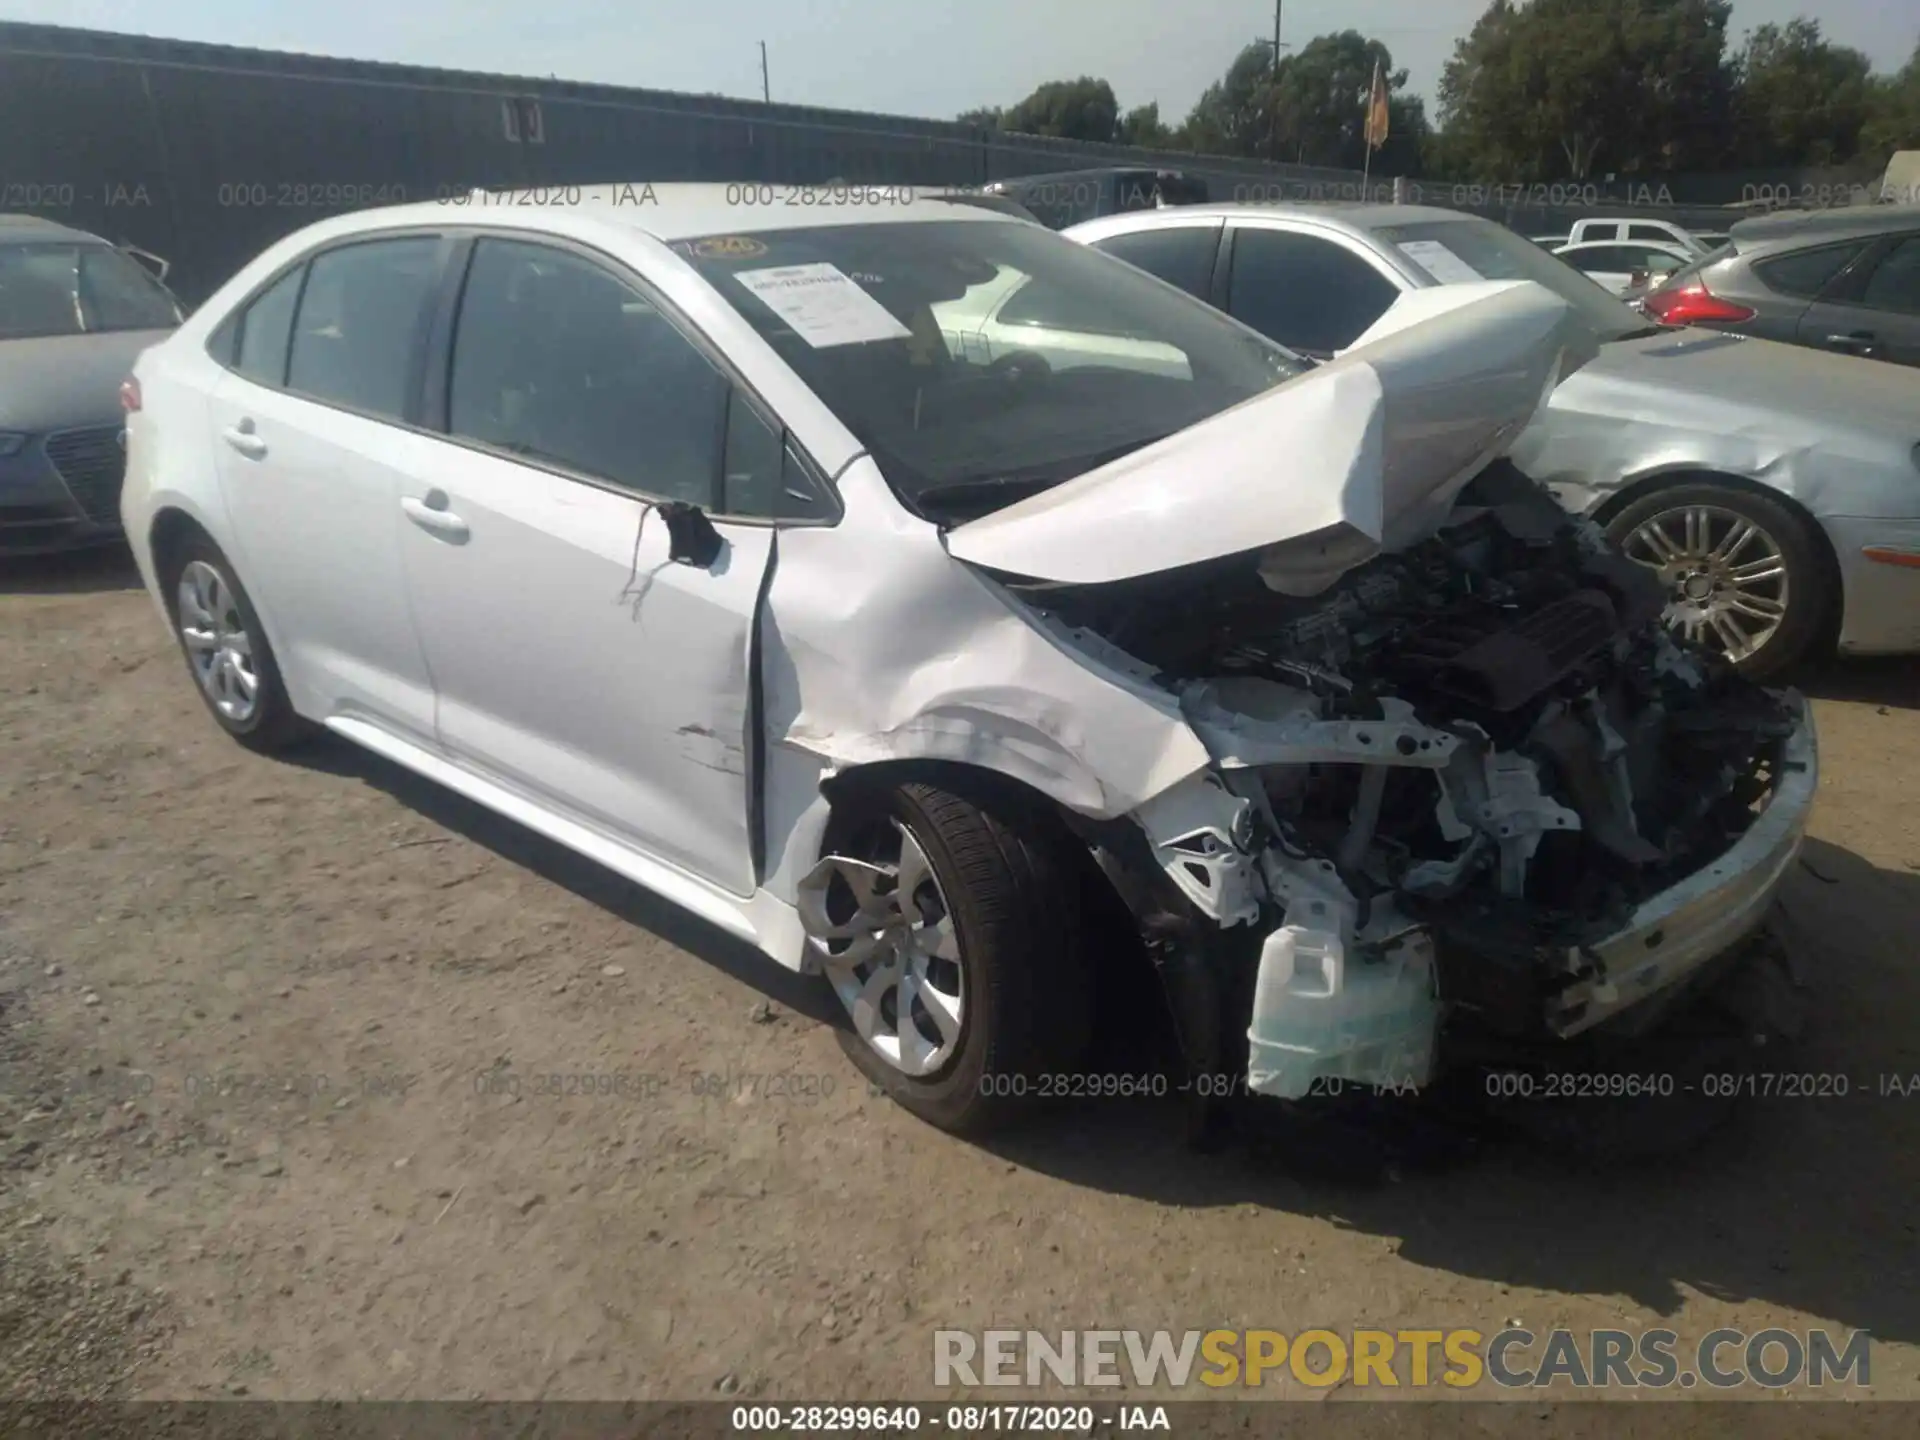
661;501;723;568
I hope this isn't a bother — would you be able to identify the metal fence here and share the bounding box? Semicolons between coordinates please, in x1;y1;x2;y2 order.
0;20;1898;305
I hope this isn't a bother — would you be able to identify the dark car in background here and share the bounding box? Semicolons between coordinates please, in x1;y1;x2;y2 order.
978;167;1208;230
1640;205;1920;366
0;214;183;555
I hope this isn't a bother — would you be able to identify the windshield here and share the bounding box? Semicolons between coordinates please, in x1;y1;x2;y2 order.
0;242;182;340
1371;218;1649;341
681;219;1304;515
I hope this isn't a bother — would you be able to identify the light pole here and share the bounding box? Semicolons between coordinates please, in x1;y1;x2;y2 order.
1256;3;1289;162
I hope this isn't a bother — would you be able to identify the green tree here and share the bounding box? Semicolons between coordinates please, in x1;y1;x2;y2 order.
1177;43;1279;156
1860;40;1920;161
1437;0;1736;180
1001;77;1121;143
1731;19;1873;166
1116;101;1173;147
1175;32;1426;170
955;106;1004;130
1269;30;1427;172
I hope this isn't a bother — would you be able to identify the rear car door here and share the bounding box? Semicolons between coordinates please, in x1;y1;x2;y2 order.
1218;224;1403;358
1087;220;1225;300
1795;234;1920;365
205;234;447;741
397;235;791;896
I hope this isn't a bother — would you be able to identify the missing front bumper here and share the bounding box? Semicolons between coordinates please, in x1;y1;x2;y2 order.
1240;692;1818;1097
1546;692;1817;1037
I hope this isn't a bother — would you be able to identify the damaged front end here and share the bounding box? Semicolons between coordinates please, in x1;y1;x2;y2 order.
908;280;1818;1108
1011;463;1816;1101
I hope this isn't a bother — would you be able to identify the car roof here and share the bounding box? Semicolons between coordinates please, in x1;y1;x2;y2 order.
325;184;1019;243
1071;201;1480;237
0;213;106;246
1729;204;1920;248
1555;237;1691;251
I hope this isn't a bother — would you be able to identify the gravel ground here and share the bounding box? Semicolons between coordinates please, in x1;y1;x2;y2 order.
3;546;1919;1408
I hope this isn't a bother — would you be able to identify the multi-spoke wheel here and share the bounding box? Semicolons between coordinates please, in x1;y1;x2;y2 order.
1606;484;1829;681
803;822;967;1078
178;559;261;723
163;534;305;751
799;779;1093;1135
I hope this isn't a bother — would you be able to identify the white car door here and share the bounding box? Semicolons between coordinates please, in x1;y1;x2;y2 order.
206;236;444;741
396;236;776;896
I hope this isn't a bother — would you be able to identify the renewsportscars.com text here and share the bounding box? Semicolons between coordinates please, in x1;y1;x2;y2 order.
933;1327;1871;1390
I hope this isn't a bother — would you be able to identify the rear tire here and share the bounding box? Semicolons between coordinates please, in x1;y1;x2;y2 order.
1604;483;1829;681
161;534;306;754
808;778;1094;1136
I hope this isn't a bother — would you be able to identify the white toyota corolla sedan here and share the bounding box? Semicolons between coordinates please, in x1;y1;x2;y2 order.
120;186;1815;1137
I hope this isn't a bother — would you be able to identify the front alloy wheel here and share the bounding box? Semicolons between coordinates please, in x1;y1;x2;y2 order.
798;779;1093;1135
1606;484;1827;680
1620;504;1787;663
803;820;966;1077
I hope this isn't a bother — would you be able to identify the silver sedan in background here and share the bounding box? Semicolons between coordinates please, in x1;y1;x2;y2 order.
1068;202;1920;679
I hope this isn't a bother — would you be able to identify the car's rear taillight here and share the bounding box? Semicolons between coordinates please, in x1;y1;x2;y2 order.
119;377;142;412
1642;281;1755;326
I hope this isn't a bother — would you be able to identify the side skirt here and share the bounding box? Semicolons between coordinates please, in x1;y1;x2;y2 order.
324;715;809;971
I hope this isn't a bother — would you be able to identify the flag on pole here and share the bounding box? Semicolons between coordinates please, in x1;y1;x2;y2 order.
1364;59;1390;151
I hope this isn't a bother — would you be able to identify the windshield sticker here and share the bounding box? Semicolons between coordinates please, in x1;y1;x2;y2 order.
1397;239;1484;285
692;235;769;260
733;263;913;348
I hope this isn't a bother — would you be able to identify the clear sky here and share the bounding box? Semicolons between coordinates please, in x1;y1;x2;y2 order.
1;1;1912;120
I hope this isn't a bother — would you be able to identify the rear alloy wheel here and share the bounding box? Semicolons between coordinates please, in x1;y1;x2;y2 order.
165;536;306;752
798;779;1092;1135
1606;484;1827;681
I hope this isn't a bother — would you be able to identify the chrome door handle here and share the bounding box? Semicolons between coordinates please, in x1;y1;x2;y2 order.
222;426;267;459
1826;332;1877;350
401;492;470;543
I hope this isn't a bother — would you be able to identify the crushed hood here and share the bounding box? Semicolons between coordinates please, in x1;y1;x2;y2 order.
944;281;1592;589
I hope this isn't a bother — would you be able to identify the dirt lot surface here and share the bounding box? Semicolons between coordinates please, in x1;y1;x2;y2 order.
4;548;1920;1410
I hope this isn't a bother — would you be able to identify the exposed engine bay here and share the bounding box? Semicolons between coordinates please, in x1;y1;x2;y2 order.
1011;462;1806;1091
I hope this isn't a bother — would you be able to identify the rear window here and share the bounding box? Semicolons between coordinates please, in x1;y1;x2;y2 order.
1372;218;1646;339
1753;241;1868;299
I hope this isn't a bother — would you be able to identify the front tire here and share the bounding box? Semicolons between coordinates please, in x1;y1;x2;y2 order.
1605;483;1829;681
162;535;306;753
800;778;1093;1135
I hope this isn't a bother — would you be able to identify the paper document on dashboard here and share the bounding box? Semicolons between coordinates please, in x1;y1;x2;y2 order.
1397;240;1485;286
733;263;913;347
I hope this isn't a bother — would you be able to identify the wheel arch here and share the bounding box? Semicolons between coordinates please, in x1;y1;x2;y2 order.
147;505;214;615
1591;467;1845;656
818;758;1095;853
